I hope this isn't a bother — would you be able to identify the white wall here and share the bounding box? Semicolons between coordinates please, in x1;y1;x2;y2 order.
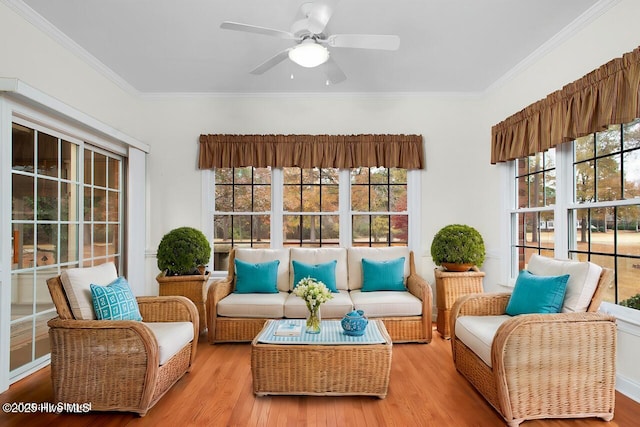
140;94;491;292
2;0;639;401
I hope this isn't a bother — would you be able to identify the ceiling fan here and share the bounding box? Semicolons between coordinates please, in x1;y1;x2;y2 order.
220;1;400;84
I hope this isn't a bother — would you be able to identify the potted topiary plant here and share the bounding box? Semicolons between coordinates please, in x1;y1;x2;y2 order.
430;224;485;272
156;227;212;333
430;224;486;338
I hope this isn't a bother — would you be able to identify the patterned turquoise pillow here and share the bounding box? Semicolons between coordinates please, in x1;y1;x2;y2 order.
90;277;142;321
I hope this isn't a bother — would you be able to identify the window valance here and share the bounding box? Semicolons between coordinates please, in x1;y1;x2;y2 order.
198;134;424;169
491;45;640;164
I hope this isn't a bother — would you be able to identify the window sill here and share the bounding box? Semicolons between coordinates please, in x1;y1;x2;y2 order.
600;302;640;336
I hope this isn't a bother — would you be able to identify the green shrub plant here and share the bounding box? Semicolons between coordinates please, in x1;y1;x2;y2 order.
157;227;211;275
430;224;486;267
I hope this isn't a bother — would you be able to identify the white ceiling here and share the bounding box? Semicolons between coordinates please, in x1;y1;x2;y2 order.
16;0;608;94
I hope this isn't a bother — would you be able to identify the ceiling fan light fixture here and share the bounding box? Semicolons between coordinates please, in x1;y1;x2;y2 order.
288;39;329;68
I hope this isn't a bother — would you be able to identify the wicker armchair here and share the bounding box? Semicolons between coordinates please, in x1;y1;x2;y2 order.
46;275;199;416
450;267;616;427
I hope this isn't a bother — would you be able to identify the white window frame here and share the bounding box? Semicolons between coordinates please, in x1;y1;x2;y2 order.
505;131;640;307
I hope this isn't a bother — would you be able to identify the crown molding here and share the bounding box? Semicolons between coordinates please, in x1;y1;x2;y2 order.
2;0;141;97
484;0;622;95
138;90;485;100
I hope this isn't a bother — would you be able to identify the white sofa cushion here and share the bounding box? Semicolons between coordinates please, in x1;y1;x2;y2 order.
217;291;288;318
527;254;602;313
283;290;353;319
289;248;348;291
144;322;194;366
347;247;410;290
455;315;511;367
349;289;422;317
60;262;119;320
234;248;290;292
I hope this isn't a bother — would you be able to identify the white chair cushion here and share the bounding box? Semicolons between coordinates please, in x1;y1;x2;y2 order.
216;291;288;318
527;254;602;313
289;248;348;291
144;322;194;366
283;290;353;319
234;248;290;292
455;315;511;368
349;289;421;317
60;262;118;320
347;247;410;290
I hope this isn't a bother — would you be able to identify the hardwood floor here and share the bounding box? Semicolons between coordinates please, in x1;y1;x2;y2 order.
1;326;638;426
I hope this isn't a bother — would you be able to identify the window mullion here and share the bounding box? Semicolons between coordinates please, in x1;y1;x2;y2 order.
555;141;572;258
339;169;351;248
271;168;283;248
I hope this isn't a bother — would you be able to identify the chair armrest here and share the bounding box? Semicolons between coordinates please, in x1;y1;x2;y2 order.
451;292;511;318
47;317;161;406
137;295;199;323
407;273;433;312
47;317;160;366
491;312;617;410
206;277;234;343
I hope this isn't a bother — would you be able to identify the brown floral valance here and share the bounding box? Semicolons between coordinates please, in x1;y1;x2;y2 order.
198;134;424;169
491;45;640;164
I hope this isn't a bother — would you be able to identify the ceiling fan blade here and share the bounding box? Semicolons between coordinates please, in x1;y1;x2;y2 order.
220;21;297;40
322;57;346;85
306;1;337;34
327;34;400;50
249;49;291;75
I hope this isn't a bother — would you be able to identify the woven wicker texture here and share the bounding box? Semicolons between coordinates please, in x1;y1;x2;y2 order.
435;267;485;338
46;276;199;416
450;268;616;427
207;249;433;344
157;272;209;333
251;320;392;397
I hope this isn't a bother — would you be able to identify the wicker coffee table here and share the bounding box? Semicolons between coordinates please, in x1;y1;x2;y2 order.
251;319;392;398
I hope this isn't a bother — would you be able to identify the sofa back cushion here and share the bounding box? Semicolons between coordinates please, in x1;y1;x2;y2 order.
289;248;348;291
234;248;290;292
347;247;411;291
527;254;603;313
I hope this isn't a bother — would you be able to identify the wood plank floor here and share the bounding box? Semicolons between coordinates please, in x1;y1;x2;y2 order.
1;326;638;427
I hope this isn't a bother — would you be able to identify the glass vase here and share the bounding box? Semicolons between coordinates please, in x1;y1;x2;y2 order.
305;306;321;334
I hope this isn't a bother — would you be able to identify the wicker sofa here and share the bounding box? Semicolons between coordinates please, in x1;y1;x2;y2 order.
207;246;432;344
450;255;616;427
46;263;199;416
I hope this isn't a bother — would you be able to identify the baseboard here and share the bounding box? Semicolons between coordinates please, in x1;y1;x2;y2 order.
617;375;640;403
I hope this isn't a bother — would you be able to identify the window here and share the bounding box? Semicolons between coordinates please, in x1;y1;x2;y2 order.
511;150;556;275
508;119;640;309
351;167;408;246
10;119;123;378
211;167;414;272
283;167;339;247
569;121;640;307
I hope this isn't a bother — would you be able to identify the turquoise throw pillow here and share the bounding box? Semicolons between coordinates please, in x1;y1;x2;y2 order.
505;270;570;315
292;260;338;292
90;277;142;321
234;258;280;293
361;257;406;292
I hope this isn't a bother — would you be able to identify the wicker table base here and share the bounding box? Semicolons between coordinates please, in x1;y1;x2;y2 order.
251;320;392;398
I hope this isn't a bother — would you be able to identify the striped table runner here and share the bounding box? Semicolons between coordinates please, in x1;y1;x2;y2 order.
257;319;386;345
